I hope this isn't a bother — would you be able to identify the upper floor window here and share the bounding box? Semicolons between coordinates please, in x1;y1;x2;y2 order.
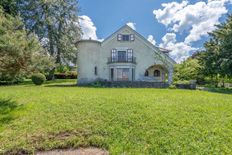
122;35;130;41
117;34;135;41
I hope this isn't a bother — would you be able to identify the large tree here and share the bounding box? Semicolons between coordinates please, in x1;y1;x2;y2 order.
199;15;232;82
0;8;54;83
18;0;82;65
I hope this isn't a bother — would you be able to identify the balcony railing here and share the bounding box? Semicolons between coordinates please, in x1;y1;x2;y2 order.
108;57;136;64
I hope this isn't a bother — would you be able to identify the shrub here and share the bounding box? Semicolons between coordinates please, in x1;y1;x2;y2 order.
169;84;176;89
54;71;77;79
31;73;46;85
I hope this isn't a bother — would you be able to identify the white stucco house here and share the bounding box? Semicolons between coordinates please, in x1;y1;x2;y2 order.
76;25;176;85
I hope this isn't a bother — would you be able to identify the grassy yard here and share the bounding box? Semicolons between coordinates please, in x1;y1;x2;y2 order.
0;80;232;154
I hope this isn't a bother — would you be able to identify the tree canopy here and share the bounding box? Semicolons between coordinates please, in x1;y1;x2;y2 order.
0;8;54;83
18;0;82;64
199;15;232;79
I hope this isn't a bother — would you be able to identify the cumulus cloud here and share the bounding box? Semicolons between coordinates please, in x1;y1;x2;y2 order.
159;33;197;62
127;22;136;30
147;35;157;45
153;0;232;62
79;15;98;40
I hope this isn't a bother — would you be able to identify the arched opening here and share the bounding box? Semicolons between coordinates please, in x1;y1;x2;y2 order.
143;65;168;82
154;70;160;77
144;70;149;76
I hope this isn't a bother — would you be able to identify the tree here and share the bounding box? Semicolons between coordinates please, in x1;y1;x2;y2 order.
199;15;232;85
0;8;54;83
18;0;82;65
174;58;202;82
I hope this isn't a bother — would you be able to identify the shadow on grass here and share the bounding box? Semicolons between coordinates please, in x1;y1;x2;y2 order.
0;99;21;125
206;88;232;95
45;84;77;87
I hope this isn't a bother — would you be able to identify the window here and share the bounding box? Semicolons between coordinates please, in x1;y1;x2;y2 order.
117;68;129;81
145;70;149;76
154;70;160;77
94;66;97;75
118;51;127;62
127;49;133;62
122;35;130;41
118;34;135;41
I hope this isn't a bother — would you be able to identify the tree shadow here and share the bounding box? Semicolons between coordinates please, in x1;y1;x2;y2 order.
0;99;21;125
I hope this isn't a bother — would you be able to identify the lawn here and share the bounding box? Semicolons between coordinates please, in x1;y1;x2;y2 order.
0;80;232;154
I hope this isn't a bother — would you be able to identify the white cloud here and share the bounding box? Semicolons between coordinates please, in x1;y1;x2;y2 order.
160;33;176;47
79;15;98;40
159;33;197;62
153;1;188;26
127;22;136;30
147;35;156;45
153;0;232;62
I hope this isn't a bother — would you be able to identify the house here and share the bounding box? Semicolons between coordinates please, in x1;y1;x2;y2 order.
76;25;176;85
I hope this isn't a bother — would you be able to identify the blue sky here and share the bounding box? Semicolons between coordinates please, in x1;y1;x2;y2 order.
78;0;232;62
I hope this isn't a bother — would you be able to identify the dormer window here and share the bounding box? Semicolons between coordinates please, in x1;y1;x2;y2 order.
117;34;135;41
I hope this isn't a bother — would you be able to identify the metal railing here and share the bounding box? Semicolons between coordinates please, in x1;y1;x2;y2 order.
107;57;136;64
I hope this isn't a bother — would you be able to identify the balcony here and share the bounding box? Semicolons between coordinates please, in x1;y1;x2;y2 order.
107;57;136;64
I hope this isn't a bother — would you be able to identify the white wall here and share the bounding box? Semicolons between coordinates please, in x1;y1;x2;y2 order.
77;26;174;84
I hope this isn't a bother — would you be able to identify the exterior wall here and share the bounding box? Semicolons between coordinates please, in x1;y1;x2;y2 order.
77;26;175;84
77;41;102;84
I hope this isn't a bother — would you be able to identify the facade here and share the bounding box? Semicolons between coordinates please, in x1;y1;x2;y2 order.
76;25;176;85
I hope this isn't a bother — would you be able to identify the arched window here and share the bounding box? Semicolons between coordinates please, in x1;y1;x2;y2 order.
154;70;160;77
144;70;149;76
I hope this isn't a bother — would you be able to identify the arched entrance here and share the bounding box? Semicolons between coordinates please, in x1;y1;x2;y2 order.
143;65;168;82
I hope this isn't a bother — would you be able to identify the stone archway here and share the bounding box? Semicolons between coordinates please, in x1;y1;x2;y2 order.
143;65;168;82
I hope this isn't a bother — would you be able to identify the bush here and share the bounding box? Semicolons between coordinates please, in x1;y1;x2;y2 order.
31;73;46;85
54;71;77;79
169;84;176;89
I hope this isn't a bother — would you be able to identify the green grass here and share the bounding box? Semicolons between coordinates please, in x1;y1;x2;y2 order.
0;80;232;154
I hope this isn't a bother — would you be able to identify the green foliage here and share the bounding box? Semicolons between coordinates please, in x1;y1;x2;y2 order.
199;15;232;79
0;82;232;154
0;0;18;16
18;0;82;64
0;8;55;83
168;84;176;89
31;73;46;85
56;65;70;73
174;58;202;82
54;71;77;79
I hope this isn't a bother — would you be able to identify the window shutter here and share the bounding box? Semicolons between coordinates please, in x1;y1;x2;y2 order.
127;49;133;62
117;34;122;41
111;49;117;62
130;34;135;41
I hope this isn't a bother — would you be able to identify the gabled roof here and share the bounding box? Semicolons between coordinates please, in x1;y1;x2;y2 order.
102;25;176;65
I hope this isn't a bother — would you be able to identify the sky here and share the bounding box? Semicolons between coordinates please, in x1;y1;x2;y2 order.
78;0;232;62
